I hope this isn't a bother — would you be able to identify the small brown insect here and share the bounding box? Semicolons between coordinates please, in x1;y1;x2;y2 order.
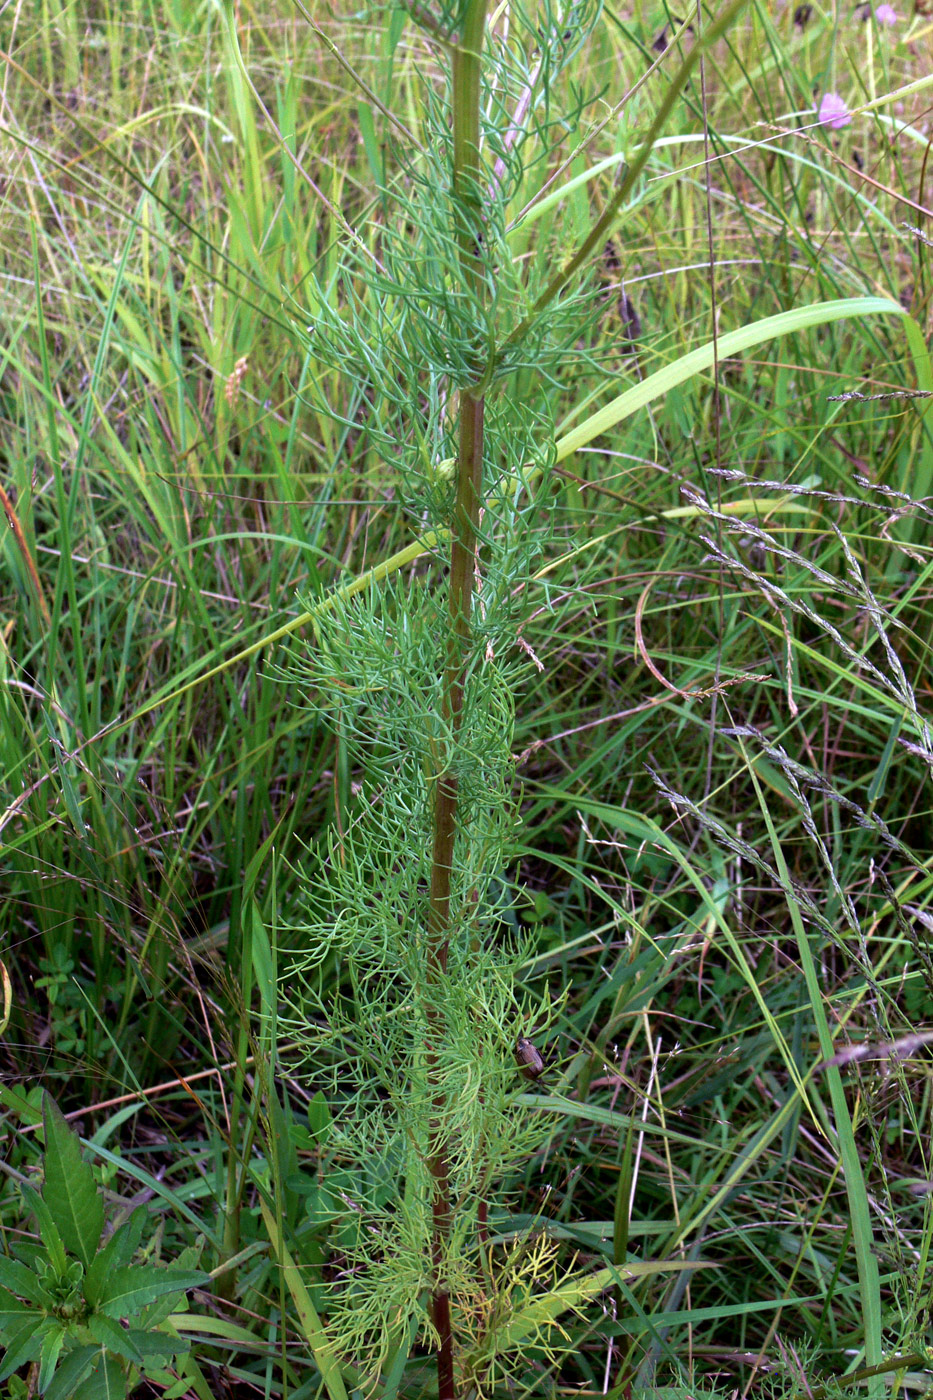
515;1036;546;1081
651;15;693;52
619;292;642;349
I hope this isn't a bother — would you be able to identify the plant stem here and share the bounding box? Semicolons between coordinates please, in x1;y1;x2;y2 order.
425;3;488;1394
799;1352;933;1400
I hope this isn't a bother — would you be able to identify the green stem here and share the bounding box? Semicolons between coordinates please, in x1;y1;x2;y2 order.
425;3;488;1395
799;1352;933;1400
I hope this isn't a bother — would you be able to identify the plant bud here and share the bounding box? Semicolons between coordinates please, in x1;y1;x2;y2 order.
515;1035;546;1080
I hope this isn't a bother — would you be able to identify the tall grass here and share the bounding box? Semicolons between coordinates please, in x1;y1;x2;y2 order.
0;0;932;1394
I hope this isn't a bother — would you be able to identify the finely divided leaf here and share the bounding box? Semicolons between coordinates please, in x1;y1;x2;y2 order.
41;1094;104;1271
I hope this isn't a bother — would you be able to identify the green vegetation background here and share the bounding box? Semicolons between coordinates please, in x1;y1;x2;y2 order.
2;0;933;1395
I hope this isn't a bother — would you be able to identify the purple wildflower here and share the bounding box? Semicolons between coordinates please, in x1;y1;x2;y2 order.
874;3;899;22
818;92;852;128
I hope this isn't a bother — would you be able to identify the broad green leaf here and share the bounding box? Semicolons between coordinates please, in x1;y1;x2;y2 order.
97;1266;209;1320
0;1083;43;1126
38;1322;67;1393
306;1091;333;1147
83;1207;147;1308
0;1286;29;1335
88;1312;144;1363
0;1312;46;1382
21;1183;68;1279
0;1254;54;1307
138;1239;205;1328
41;1094;104;1271
124;1328;181;1362
43;1345;99;1400
72;1352;127;1400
